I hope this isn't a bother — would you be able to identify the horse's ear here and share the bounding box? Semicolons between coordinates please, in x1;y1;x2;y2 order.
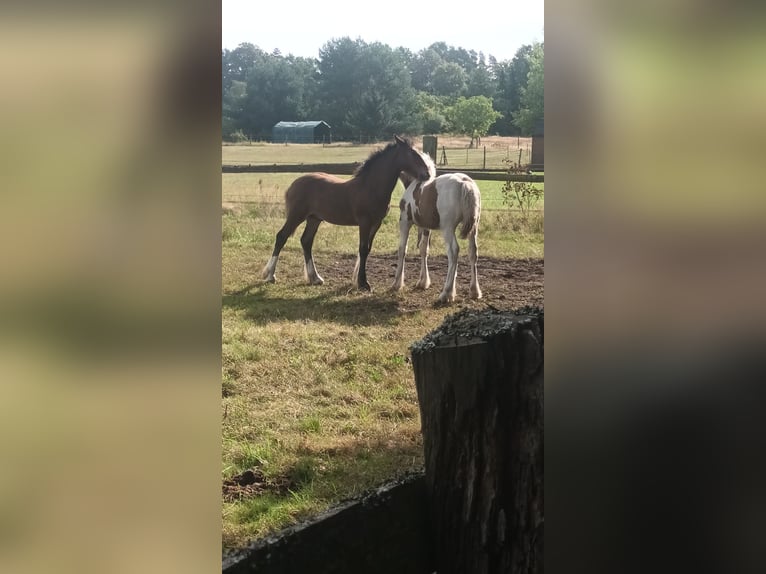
394;134;405;145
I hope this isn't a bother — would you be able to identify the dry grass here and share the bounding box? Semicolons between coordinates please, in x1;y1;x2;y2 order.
222;135;534;171
222;246;441;548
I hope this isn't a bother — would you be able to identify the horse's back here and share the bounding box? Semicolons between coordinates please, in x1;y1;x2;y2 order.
286;172;345;194
435;173;480;238
438;172;479;192
285;172;356;224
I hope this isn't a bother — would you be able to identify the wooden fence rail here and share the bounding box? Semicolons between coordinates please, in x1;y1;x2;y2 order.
222;163;543;183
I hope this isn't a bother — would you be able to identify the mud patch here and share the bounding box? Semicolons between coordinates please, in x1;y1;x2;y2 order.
223;469;293;502
317;253;543;311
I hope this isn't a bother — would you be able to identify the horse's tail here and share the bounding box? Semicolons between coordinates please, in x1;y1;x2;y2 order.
459;178;481;239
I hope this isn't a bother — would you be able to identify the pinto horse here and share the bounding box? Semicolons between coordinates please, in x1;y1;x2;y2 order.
392;152;482;303
262;135;433;290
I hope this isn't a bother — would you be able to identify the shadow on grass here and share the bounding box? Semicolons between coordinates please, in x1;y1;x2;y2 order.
223;432;424;551
222;283;403;326
263;432;423;506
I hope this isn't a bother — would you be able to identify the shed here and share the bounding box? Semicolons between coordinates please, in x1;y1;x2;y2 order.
530;118;544;170
272;121;332;144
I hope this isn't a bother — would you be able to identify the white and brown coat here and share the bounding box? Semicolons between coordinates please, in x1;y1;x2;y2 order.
392;153;482;303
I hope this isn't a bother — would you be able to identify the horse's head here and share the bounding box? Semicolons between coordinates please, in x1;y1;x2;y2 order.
399;149;436;190
394;135;435;182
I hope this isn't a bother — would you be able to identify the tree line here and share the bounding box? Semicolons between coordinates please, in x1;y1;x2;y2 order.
223;38;543;142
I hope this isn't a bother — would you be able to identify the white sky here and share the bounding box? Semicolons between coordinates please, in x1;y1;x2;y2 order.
222;0;544;62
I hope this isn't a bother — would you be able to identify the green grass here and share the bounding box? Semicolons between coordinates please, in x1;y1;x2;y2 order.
222;172;543;212
221;289;429;547
222;208;543;260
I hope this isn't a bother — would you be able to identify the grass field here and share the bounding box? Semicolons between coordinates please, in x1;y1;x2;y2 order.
222;173;543;212
222;135;533;171
221;136;543;551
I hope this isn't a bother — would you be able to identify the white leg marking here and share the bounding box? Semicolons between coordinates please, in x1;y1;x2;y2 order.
262;255;279;283
305;257;324;285
416;229;431;290
391;215;411;291
468;233;482;299
438;231;459;303
352;254;360;284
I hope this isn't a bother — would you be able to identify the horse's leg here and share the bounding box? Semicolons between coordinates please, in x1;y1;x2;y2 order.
468;230;482;299
391;211;412;291
355;223;372;291
415;228;432;290
300;216;324;285
437;229;459;303
354;216;384;291
262;214;303;283
352;254;361;284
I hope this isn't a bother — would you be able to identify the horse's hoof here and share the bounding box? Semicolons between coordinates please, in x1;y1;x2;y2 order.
309;277;324;286
358;282;372;292
436;293;455;304
264;276;276;284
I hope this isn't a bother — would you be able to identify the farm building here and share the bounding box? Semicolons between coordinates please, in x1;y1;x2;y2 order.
530;118;544;170
272;121;332;143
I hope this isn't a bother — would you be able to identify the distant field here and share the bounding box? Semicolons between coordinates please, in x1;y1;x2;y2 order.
222;135;533;170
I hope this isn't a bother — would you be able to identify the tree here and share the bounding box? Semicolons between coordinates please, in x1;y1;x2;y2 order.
491;44;534;135
221;38;519;140
413;92;449;134
222;43;264;90
410;48;444;93
317;38;417;139
431;62;467;98
512;42;544;135
345;81;393;137
447;96;501;146
239;53;317;138
316;38;364;138
222;44;268;139
222;79;247;140
465;52;495;99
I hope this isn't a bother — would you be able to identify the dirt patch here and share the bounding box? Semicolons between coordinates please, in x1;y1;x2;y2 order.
316;253;544;311
223;469;293;502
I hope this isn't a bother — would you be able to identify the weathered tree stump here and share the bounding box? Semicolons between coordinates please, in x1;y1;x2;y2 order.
411;307;544;574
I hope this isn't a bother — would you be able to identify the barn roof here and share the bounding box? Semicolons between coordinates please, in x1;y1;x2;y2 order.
273;121;331;129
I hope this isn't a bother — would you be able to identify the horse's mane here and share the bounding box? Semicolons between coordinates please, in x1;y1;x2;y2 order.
399;150;436;188
419;150;436;179
353;138;415;178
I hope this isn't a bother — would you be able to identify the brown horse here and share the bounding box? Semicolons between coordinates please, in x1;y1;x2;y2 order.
262;135;434;290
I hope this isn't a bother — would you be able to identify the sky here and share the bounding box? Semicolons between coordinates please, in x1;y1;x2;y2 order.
222;0;544;63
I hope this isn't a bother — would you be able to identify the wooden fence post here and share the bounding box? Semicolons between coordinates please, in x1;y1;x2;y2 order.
411;308;544;574
423;135;438;163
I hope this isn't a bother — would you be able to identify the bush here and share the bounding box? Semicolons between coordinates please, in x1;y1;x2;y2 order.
501;160;543;224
